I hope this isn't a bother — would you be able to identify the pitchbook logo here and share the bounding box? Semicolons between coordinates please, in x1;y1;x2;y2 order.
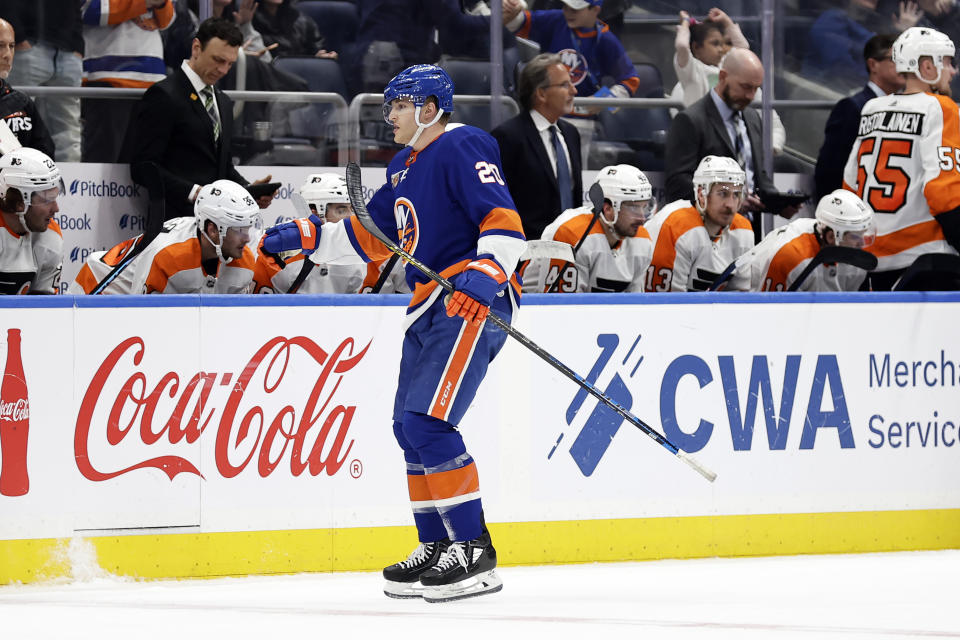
551;333;853;476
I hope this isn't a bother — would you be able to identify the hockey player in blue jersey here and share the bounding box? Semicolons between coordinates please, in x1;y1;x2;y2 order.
262;64;526;603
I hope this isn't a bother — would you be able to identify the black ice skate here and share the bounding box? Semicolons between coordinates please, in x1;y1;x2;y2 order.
419;531;502;603
382;539;450;599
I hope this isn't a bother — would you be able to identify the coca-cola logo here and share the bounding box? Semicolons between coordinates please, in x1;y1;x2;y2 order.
75;335;371;482
0;398;29;422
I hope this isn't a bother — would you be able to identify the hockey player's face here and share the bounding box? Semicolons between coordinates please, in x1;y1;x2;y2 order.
24;188;59;233
614;200;652;236
324;203;352;223
704;183;742;228
190;37;239;86
221;226;251;259
387;99;418;144
0;22;14;79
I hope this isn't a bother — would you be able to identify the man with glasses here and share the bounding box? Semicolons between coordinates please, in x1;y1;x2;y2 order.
0;146;63;294
815;34;904;201
525;164;654;293
645;155;754;292
491;52;582;242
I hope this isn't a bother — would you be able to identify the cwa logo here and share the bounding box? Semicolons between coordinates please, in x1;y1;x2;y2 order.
69;179;141;198
54;214;92;231
552;333;853;476
119;214;147;231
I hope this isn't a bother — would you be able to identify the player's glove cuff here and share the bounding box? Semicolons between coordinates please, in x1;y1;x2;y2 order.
262;214;322;256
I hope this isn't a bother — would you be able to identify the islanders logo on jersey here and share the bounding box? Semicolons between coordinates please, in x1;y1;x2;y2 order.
394;197;419;254
558;49;589;87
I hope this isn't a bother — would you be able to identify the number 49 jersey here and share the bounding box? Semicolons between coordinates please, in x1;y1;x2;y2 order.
842;91;960;271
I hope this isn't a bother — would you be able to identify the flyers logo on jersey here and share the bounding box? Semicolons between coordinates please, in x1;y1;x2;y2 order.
394;197;419;254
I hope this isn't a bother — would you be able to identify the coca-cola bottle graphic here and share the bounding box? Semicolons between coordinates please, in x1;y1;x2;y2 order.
1;328;30;496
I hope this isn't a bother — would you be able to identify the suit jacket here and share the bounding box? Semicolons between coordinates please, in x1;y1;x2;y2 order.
491;111;582;241
664;91;776;206
814;85;876;201
127;67;246;220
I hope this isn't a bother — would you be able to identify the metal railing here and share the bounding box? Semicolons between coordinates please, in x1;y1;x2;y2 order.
18;85;835;167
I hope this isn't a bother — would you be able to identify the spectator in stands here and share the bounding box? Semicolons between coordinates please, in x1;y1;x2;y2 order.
814;34;903;201
664;48;799;244
502;0;640;160
669;8;785;154
645;155;755;292
802;0;921;88
165;0;276;70
491;53;582;242
350;0;495;95
2;1;83;162
81;0;176;163
881;0;960;93
0;19;55;157
252;0;338;59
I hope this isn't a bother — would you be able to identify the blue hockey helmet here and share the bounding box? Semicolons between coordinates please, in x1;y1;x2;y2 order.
382;64;455;117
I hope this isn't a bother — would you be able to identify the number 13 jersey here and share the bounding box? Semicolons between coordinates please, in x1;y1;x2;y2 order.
842;91;960;272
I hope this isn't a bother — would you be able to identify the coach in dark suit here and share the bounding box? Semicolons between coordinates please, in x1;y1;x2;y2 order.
126;18;275;220
665;48;798;240
814;34;902;201
491;53;582;241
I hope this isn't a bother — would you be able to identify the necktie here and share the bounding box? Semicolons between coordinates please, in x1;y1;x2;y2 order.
550;125;573;212
201;85;220;142
730;111;746;169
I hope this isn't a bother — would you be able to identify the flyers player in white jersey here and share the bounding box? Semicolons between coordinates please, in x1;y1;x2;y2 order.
525;164;654;293
644;155;754;291
735;189;876;291
0;147;63;295
254;173;411;294
130;180;260;294
843;27;960;290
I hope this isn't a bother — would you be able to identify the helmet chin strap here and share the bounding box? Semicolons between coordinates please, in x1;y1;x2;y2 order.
916;64;944;86
406;105;444;148
200;226;234;264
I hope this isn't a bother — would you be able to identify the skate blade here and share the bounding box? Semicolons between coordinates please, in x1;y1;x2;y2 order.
383;580;424;599
422;570;503;603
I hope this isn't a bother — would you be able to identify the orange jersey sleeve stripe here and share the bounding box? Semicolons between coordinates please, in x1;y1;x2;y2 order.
621;76;640;95
552;213;604;245
647;206;702;290
516;10;533;39
146;238;201;293
766;233;819;290
729;213;754;231
347;216;394;262
868;219;946;257
82;77;160;89
925;94;960;215
479;207;525;237
423;462;481;502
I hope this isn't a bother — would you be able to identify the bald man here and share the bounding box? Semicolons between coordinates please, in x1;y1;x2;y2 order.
0;18;55;157
664;48;796;239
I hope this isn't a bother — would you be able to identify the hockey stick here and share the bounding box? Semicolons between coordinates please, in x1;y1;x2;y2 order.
787;245;878;291
545;182;605;293
345;163;716;482
370;254;400;293
286;259;315;293
90;162;165;295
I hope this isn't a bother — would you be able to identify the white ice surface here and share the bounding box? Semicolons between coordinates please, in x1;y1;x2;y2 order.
1;550;958;639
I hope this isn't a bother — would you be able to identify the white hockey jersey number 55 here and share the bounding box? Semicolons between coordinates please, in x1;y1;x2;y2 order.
475;161;505;185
